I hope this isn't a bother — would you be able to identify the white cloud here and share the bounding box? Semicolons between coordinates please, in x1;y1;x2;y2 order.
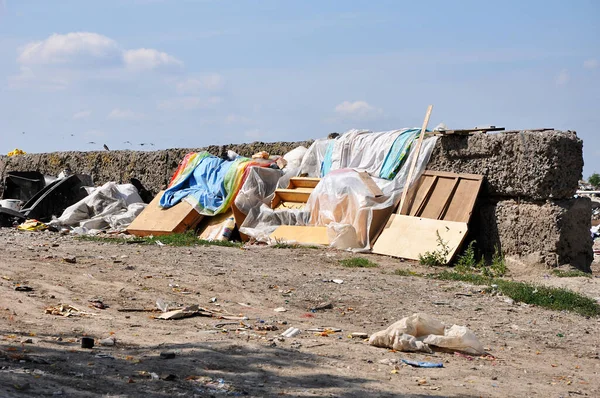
555;69;570;86
11;32;184;89
17;32;121;66
334;100;383;120
583;59;599;70
8;66;69;90
176;74;224;94
73;110;92;120
123;48;183;71
225;114;252;125
108;108;145;120
157;96;222;111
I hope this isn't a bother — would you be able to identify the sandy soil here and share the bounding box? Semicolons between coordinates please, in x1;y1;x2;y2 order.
1;229;599;397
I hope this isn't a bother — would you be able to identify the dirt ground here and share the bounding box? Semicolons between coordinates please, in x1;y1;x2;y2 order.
1;229;599;398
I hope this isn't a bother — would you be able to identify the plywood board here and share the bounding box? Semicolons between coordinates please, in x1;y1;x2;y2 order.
356;171;384;197
372;214;468;264
127;191;203;237
270;226;329;246
398;170;483;223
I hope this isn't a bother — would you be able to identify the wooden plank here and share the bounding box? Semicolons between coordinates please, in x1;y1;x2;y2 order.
443;178;483;223
372;214;468;264
439;127;504;135
270;226;329;246
356;171;384;197
288;177;321;189
399;170;483;223
274;201;307;210
271;189;312;208
421;170;483;181
419;177;458;220
400;174;436;216
437;177;460;220
127;191;203;237
398;105;433;213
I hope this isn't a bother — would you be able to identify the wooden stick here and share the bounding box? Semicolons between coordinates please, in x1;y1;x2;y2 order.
398;105;433;214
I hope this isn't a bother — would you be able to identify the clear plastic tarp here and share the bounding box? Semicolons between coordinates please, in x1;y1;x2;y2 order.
240;136;438;250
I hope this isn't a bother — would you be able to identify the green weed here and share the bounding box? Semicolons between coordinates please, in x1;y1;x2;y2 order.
418;231;450;266
552;269;592;278
339;257;378;268
433;271;599;317
77;231;241;248
394;269;419;277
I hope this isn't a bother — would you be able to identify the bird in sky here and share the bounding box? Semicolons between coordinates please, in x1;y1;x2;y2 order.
123;141;132;145
88;141;96;144
103;144;110;151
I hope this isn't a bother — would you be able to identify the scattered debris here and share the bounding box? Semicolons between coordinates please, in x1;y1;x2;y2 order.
81;337;94;349
401;359;444;368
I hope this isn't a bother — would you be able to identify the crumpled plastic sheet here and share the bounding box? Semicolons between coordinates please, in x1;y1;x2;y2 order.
233;167;284;216
49;182;146;234
240;136;438;251
298;138;334;177
369;313;485;355
325;129;414;178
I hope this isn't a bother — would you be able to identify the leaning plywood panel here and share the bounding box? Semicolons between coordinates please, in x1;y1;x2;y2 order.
399;170;483;223
270;225;330;246
372;214;468;264
127;190;203;237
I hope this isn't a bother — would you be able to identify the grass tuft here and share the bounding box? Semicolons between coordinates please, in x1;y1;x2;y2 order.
77;231;241;248
339;257;378;268
552;269;592;278
394;269;419;277
433;271;599;317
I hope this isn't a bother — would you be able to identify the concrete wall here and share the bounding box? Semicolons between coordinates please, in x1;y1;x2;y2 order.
0;131;591;270
0;141;314;198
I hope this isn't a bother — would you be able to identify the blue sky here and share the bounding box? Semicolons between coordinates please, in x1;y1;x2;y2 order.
1;0;599;176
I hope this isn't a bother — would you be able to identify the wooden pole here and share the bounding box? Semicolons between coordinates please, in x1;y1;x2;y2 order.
398;105;433;214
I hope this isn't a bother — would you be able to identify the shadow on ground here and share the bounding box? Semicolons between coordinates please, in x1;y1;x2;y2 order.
0;330;479;398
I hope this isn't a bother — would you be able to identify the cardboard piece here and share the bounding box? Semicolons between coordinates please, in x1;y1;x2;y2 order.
372;214;468;264
127;190;203;237
270;225;330;246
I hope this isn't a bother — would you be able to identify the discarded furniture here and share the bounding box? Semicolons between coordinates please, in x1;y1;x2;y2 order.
373;170;483;263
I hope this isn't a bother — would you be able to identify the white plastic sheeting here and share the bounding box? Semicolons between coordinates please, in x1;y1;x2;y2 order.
49;182;146;234
369;313;485;355
298;138;333;177
240;136;438;250
327;129;406;177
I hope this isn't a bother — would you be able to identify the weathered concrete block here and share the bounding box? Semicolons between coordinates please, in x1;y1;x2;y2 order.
470;197;592;271
428;130;583;200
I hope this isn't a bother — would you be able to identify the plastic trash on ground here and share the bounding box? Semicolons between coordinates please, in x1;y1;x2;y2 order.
369;313;485;355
